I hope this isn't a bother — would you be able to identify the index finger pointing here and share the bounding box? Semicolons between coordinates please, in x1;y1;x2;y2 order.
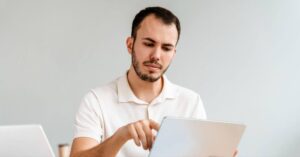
149;119;160;131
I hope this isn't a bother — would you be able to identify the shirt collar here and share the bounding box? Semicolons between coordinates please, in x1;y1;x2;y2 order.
117;73;178;104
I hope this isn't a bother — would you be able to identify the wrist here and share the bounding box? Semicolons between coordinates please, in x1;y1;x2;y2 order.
113;126;131;144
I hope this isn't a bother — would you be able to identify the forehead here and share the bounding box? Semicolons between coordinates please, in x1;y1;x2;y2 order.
136;14;178;45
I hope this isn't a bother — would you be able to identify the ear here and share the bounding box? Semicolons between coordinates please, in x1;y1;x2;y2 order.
126;37;134;54
170;48;177;60
173;48;177;57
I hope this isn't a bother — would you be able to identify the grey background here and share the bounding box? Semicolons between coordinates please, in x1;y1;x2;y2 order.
1;0;299;156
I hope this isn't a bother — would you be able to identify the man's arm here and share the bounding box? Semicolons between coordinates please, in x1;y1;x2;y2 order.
70;131;127;157
70;119;160;157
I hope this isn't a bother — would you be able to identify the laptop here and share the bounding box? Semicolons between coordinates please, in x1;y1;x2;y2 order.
0;124;55;157
149;117;246;157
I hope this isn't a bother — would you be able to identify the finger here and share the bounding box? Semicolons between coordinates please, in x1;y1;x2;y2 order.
129;124;140;147
149;136;157;150
142;123;153;149
135;123;148;149
233;149;238;157
149;119;160;131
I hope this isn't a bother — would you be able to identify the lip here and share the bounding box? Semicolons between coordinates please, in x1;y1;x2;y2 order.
145;65;160;71
144;63;162;69
145;63;161;69
144;64;161;72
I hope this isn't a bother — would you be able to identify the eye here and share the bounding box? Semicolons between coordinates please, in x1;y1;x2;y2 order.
162;47;172;52
144;42;154;47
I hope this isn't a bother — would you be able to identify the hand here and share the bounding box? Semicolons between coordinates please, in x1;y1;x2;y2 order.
116;119;160;150
233;149;238;157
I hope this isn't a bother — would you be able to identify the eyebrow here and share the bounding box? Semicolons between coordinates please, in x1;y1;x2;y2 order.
142;37;175;48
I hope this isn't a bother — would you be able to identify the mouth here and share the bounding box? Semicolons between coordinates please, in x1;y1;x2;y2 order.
144;63;162;70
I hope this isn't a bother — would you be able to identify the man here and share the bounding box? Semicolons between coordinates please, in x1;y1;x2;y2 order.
70;6;234;157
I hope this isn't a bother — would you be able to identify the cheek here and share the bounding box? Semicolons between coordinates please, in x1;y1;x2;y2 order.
134;48;151;62
133;51;146;64
161;54;174;65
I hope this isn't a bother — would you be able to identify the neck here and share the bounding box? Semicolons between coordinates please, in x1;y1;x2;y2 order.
127;66;163;103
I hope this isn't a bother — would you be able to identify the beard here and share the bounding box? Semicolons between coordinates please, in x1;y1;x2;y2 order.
131;49;170;82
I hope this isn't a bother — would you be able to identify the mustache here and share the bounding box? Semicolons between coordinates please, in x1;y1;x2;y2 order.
143;60;163;69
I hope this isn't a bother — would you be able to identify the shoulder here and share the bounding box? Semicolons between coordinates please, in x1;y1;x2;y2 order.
170;83;207;119
90;79;118;98
84;76;122;101
78;78;119;112
77;80;118;111
172;83;201;100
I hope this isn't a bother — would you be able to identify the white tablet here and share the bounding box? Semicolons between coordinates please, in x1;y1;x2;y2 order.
0;125;55;157
149;117;246;157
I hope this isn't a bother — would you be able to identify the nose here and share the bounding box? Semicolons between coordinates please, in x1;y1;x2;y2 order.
150;47;161;62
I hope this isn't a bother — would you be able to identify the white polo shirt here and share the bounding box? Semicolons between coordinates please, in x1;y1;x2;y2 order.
74;74;207;157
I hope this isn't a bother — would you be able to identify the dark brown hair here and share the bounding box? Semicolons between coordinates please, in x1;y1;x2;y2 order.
131;6;181;43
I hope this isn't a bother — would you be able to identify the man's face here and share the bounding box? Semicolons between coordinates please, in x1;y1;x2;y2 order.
128;14;178;82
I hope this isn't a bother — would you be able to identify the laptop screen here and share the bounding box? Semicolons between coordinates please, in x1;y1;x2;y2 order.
0;125;55;157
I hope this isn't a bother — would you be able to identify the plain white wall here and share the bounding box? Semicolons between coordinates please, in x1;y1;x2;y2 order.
1;0;299;156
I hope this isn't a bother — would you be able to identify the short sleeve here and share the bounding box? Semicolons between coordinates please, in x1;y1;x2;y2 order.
191;95;207;120
73;91;104;143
